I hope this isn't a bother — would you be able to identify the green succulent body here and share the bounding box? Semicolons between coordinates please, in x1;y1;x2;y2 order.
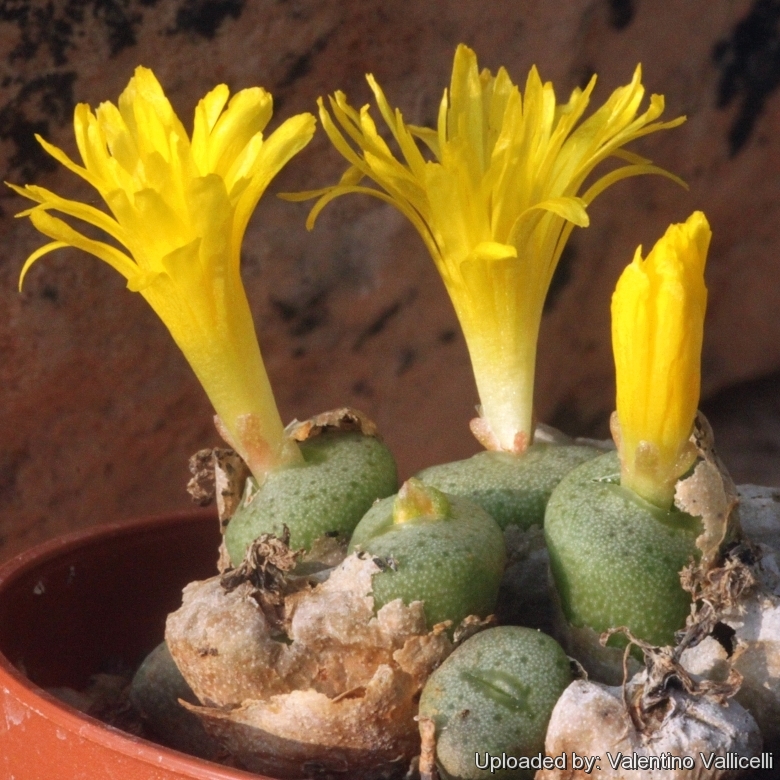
225;432;397;563
347;491;505;628
419;626;571;780
544;451;700;647
130;642;217;760
416;444;598;531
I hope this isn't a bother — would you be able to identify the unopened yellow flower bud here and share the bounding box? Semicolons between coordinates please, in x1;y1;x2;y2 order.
611;211;711;508
288;44;685;455
11;67;316;481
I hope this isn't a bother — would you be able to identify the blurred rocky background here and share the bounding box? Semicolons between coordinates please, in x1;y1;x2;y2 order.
1;0;779;559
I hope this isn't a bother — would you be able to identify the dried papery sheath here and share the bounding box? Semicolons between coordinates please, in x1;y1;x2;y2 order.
165;551;453;778
681;484;780;745
673;412;739;566
538;672;761;780
733;485;780;560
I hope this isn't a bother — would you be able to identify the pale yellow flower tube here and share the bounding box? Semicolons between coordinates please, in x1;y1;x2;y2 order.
288;44;685;455
11;67;316;481
611;211;711;508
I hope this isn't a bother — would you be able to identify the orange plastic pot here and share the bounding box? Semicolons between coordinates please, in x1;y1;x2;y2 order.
0;510;271;779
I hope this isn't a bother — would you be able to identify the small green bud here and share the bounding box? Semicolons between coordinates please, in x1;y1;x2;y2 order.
393;478;450;524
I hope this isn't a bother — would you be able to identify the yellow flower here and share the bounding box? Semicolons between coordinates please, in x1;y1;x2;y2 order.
11;67;315;480
285;44;685;454
611;211;710;508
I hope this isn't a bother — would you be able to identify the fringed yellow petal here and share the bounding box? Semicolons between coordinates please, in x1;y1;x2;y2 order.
611;211;711;508
302;183;438;262
408;123;439;156
611;148;653;165
28;209;138;280
13;184;132;248
232;111;315;248
6;181;45;205
280;165;367;204
319;97;372;170
366;76;428;179
35;131;103;192
19;241;68;290
10;68;315;481
512;196;590;236
205;88;273;177
76;104;130;195
191;83;231;171
222;132;265;194
95;100;139;178
582;164;688;206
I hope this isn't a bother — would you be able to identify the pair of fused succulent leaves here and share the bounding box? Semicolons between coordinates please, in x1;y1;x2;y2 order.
11;44;708;511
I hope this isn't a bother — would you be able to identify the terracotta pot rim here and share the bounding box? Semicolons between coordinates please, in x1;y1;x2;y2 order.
0;509;216;585
0;510;260;780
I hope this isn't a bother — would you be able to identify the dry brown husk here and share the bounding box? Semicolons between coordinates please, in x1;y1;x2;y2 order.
285;407;380;441
166;550;454;779
680;484;780;746
539;624;760;780
538;671;761;780
673;413;740;568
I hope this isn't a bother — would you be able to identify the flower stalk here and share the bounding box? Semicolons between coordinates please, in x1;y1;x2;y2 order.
287;44;686;454
11;67;316;481
611;211;711;508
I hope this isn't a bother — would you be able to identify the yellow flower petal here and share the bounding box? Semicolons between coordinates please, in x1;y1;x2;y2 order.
231;112;315;249
18;241;68;291
28;209;138;281
191;83;231;171
14;183;132;247
35;131;101;191
611;211;711;508
294;45;685;452
204;88;273;178
471;241;518;261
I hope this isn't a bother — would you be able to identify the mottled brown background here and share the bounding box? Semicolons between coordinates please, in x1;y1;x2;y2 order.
1;0;780;560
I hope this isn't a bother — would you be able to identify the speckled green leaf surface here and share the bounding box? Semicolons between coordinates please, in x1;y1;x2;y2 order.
225;432;397;561
348;493;505;628
416;444;598;531
544;451;700;646
419;626;571;780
